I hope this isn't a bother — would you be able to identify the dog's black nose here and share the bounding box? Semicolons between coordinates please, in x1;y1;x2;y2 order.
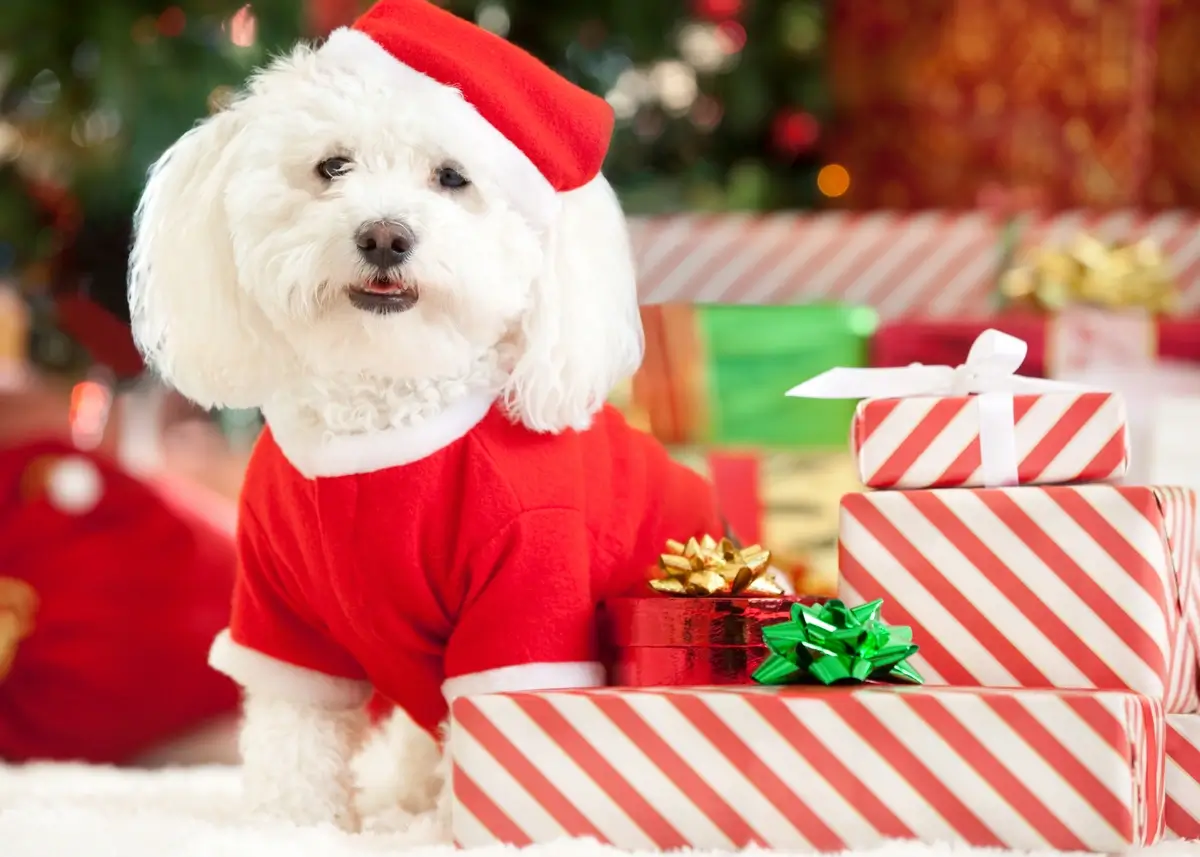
355;221;416;269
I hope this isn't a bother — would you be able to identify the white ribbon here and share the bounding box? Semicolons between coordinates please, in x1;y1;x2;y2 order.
786;329;1092;487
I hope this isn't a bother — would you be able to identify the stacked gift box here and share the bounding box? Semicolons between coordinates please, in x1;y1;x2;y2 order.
813;329;1200;843
871;308;1200;489
861;324;1200;840
448;325;1200;852
447;177;1200;853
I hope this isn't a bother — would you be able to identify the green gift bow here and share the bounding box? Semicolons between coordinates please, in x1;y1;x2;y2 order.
752;599;924;686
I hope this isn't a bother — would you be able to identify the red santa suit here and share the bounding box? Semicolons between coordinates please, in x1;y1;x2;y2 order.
210;399;723;732
206;0;725;729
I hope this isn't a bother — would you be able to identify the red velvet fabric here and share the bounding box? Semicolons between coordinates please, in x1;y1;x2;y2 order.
353;0;614;193
231;405;723;733
0;439;239;763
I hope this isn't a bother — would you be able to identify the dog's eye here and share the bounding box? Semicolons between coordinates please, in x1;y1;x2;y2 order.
436;166;470;190
316;157;352;180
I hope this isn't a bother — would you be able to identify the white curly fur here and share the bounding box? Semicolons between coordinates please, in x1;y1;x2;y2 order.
128;35;642;436
128;32;641;832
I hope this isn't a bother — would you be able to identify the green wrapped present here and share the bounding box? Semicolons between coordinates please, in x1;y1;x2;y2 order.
630;303;877;449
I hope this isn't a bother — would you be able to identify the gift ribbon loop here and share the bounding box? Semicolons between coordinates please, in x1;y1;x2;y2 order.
752;598;923;687
785;329;1091;487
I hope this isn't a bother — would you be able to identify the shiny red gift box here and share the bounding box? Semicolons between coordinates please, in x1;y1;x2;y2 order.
600;595;823;687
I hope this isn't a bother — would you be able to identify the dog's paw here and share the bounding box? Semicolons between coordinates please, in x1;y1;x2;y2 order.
354;707;443;816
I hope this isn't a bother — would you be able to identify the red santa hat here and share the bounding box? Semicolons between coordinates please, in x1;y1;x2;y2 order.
320;0;615;229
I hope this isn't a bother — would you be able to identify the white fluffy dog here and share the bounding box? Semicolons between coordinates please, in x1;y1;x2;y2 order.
128;44;638;437
128;0;732;834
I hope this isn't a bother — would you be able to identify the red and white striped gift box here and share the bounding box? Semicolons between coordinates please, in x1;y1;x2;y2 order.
852;391;1129;489
839;485;1200;711
450;685;1165;852
1018;210;1200;314
626;210;1200;318
1166;714;1200;838
627;212;1001;318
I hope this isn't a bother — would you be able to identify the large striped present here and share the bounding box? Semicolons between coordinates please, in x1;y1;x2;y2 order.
838;485;1200;712
450;685;1165;852
1166;713;1200;838
627;212;1003;318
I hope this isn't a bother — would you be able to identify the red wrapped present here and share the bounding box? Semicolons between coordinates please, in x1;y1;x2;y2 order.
599;535;819;686
839;483;1200;712
1166;714;1200;838
601;596;811;686
870;314;1200;379
450;685;1164;851
790;328;1128;489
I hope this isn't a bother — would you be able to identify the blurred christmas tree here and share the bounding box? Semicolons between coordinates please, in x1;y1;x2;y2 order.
0;0;303;370
442;0;829;214
0;0;826;365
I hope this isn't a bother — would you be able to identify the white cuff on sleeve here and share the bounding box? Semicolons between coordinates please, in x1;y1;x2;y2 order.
209;629;372;710
442;661;605;701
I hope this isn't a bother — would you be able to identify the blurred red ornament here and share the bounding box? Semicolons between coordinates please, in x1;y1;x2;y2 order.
693;0;744;22
691;95;724;131
771;109;820;157
717;20;747;52
157;7;186;38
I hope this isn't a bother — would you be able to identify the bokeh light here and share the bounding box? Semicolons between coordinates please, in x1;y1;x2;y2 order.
817;164;850;198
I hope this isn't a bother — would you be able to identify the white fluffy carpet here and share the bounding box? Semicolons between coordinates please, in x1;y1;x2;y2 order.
3;764;1200;857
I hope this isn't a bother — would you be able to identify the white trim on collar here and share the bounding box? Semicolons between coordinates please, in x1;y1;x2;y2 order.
264;393;496;479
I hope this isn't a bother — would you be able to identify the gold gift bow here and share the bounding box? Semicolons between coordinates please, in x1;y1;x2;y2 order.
999;233;1177;314
0;578;37;684
649;534;783;596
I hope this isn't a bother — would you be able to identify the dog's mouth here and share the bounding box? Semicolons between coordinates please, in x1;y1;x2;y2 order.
347;279;419;315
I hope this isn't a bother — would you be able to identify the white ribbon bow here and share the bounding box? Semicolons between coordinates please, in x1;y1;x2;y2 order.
786;329;1091;487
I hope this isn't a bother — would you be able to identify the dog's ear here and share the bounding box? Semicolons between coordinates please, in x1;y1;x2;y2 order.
502;174;643;433
128;108;289;410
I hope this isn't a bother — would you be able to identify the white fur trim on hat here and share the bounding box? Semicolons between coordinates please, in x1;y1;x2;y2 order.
209;629;372;709
319;28;560;231
262;391;495;479
442;661;605;701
